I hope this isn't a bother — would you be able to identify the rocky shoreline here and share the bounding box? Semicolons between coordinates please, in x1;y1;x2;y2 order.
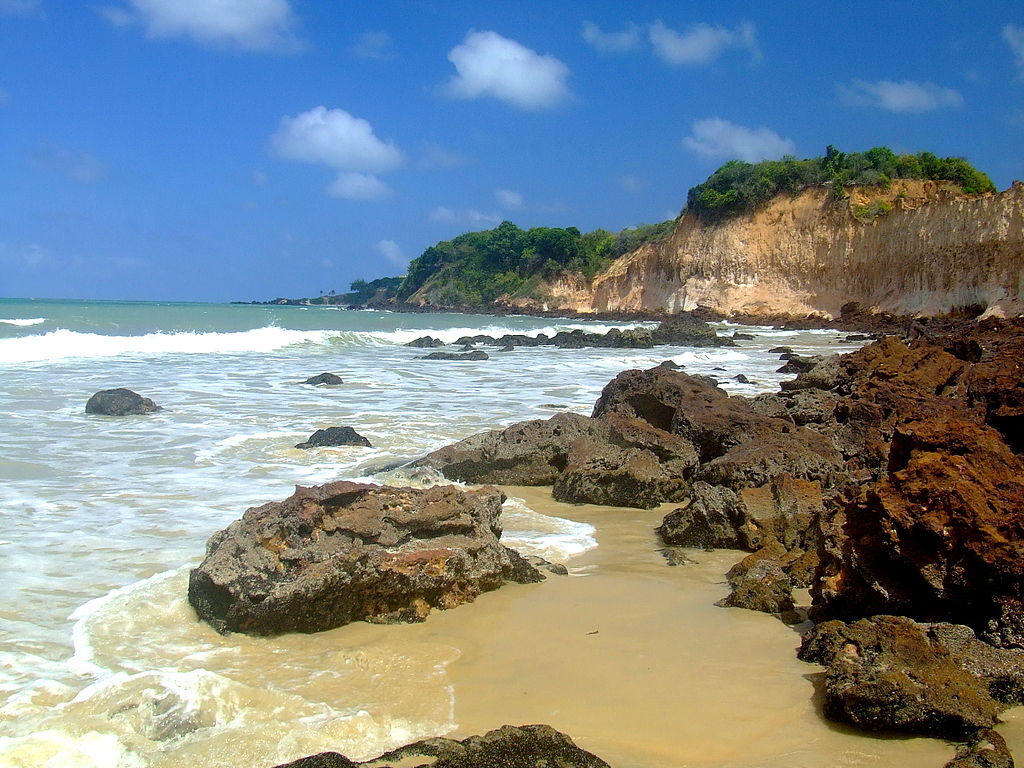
187;316;1024;767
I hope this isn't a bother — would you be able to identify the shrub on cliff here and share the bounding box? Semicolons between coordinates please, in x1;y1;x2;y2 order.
687;145;996;221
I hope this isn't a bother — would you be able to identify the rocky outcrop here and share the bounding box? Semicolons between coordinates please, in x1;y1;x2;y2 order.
798;616;1024;737
419;350;489;360
303;372;343;386
586;181;1024;318
85;388;162;416
295;427;372;449
945;730;1015;768
273;724;611;768
716;558;797;620
188;481;542;636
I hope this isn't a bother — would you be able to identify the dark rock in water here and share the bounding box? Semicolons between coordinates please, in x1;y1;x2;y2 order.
768;346;793;354
295;426;371;449
272;724;611;768
844;334;872;342
406;336;443;348
945;730;1014;768
734;374;750;383
458;344;476;352
498;344;514;352
303;372;343;386
525;555;569;576
85;388;162;416
712;366;726;371
188;481;542;636
651;313;736;347
798;616;1024;737
716;558;797;620
732;332;756;340
776;354;824;374
419;350;489;361
657;360;683;369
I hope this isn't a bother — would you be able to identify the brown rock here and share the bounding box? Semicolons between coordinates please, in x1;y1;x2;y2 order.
945;730;1015;768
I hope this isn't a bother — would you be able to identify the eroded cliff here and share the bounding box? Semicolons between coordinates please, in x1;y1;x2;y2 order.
562;181;1023;319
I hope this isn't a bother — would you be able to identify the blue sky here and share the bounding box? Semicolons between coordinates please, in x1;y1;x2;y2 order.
1;0;1022;302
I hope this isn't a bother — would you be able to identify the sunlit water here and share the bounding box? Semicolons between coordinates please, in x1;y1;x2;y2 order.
1;298;1005;767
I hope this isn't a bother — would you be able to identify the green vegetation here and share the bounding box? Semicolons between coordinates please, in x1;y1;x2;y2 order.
395;219;674;307
687;145;996;221
340;276;403;305
852;200;894;222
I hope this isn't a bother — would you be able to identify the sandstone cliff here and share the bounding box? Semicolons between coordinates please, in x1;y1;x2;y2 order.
546;181;1023;319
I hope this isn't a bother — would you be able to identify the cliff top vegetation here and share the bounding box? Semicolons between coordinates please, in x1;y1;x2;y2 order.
687;146;996;221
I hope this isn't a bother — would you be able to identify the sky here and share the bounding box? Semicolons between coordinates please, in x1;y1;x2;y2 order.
1;0;1023;302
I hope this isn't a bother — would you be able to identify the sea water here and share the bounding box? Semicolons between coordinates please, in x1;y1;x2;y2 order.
0;298;1007;767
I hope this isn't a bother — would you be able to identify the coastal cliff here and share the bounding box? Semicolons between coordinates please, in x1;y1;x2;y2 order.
571;180;1023;319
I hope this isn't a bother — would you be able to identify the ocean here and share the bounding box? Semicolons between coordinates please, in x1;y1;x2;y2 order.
0;298;1013;767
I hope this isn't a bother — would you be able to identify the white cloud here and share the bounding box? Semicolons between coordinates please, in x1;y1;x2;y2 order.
375;239;405;268
99;0;300;52
32;143;103;182
353;30;394;60
649;20;759;65
838;79;964;113
327;172;392;201
1004;25;1024;78
0;0;42;17
581;21;639;53
271;106;403;201
683;118;795;163
445;30;571;109
429;206;502;225
495;188;524;209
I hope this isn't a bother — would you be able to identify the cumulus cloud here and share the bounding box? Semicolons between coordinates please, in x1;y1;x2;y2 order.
31;143;103;182
99;0;300;51
429;206;502;226
445;30;571;109
581;21;640;53
375;239;405;268
353;30;395;60
683;118;795;162
838;79;963;113
1005;25;1024;78
495;188;524;209
649;20;759;65
271;106;403;201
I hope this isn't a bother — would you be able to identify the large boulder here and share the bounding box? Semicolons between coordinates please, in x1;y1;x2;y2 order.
812;417;1024;647
799;616;1024;738
415;412;602;486
273;724;611;768
650;314;736;347
85;388;162;416
188;481;542;636
716;558;796;620
303;372;343;386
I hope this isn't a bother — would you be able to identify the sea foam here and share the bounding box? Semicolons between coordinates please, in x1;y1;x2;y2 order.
0;317;46;326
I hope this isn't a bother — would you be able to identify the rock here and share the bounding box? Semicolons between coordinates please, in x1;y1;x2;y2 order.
295;426;372;449
650;314;736;347
272;724;611;768
657;360;683;369
498;344;514;352
657;482;742;549
733;374;750;383
812;417;1024;647
419;350;489;361
458;344;476;352
525;555;569;576
406;336;444;348
776;354;824;374
85;388;162;416
778;389;840;426
845;334;871;342
945;730;1015;768
768;346;793;354
303;372;343;386
716;558;797;620
415;412;601;486
732;332;756;340
798;616;1023;737
733;473;825;552
188;481;542;636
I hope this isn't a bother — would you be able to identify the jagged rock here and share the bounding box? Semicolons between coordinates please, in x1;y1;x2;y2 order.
650;313;736;347
945;730;1015;768
776;354;825;374
419;350;489;361
657;482;742;549
272;724;611;768
732;332;756;340
85;388;162;416
734;374;750;383
778;389;840;426
812;417;1024;647
799;616;1024;738
769;346;794;354
406;336;444;348
295;427;371;449
657;359;683;369
303;372;343;386
498;344;514;352
188;481;542;636
415;412;601;486
716;558;797;620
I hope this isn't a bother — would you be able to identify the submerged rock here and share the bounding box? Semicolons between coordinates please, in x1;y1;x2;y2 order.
273;724;611;768
295;426;372;449
799;616;1024;738
406;336;444;348
188;481;542;635
303;372;343;386
85;388;162;416
419;350;489;361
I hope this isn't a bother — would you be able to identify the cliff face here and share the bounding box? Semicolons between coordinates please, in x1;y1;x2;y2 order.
581;181;1023;319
